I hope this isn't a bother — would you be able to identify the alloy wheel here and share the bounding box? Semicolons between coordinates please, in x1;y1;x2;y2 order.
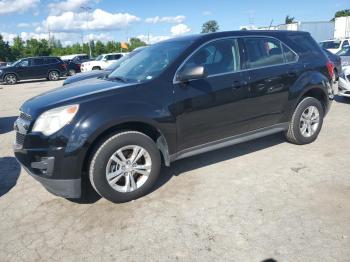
299;106;320;138
105;145;152;193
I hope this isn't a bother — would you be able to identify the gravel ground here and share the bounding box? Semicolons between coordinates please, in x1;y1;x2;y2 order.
0;79;349;262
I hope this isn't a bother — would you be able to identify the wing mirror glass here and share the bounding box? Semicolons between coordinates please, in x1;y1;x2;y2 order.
177;65;207;82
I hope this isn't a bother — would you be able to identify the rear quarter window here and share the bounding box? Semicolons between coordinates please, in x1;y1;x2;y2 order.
287;34;324;59
244;37;285;69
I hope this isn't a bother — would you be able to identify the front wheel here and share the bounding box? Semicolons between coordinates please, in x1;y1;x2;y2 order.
4;74;17;85
285;97;324;145
89;131;161;203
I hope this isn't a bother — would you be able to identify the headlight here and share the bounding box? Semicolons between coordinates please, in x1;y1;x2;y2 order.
32;104;79;136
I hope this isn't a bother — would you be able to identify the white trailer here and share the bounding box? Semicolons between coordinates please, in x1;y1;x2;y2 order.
334;16;350;39
258;21;334;42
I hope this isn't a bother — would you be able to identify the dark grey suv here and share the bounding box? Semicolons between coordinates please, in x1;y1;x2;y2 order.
0;56;67;84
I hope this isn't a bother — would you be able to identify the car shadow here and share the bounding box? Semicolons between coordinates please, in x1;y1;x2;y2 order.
0;116;17;134
152;133;285;193
0;157;21;197
334;95;350;104
69;133;285;204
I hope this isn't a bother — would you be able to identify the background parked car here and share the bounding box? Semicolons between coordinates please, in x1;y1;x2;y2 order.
336;46;350;67
61;54;91;76
319;39;350;54
0;61;7;68
0;56;67;85
80;53;126;72
63;47;147;85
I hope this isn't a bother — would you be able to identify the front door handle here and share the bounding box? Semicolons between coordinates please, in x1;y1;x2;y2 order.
232;80;248;88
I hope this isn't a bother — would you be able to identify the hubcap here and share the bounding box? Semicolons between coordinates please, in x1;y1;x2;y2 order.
6;75;16;84
105;145;152;193
50;72;59;80
299;106;320;138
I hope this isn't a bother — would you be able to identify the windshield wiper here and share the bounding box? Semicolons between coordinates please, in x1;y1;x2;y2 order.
107;75;128;82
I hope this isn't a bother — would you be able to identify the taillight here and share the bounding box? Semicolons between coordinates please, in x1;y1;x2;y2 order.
61;63;67;70
76;64;81;69
326;61;334;79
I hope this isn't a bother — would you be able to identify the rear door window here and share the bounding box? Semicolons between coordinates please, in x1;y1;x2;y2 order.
181;38;241;76
244;37;285;69
32;58;44;66
45;58;58;64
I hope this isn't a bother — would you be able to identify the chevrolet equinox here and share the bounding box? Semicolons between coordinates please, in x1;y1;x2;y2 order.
14;31;335;203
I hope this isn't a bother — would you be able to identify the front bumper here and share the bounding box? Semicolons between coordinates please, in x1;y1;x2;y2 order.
22;165;81;198
338;76;350;97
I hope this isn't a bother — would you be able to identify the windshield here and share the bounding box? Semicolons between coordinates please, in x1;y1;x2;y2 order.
106;54;130;71
106;47;147;71
11;59;22;66
95;55;103;61
320;41;341;49
337;47;350;56
107;40;191;83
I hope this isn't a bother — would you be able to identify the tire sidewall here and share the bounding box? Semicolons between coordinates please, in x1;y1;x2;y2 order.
89;132;161;203
292;97;324;144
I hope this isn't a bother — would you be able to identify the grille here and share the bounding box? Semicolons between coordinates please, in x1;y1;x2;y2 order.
19;111;32;121
15;132;26;146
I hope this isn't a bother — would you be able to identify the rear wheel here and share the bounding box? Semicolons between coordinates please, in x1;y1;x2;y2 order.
89;131;161;203
68;69;76;76
4;74;17;85
48;70;60;81
285;97;324;145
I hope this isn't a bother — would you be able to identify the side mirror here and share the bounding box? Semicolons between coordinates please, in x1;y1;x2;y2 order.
177;65;207;82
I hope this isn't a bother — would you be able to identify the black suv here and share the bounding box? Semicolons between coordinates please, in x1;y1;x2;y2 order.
14;31;334;203
1;56;67;84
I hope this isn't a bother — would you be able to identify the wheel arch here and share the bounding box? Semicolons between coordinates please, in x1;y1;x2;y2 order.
82;120;171;175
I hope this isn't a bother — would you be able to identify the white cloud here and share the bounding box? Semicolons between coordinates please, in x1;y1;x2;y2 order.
37;9;140;33
48;0;94;15
170;24;191;36
0;0;39;14
137;34;171;44
145;15;185;24
17;23;31;28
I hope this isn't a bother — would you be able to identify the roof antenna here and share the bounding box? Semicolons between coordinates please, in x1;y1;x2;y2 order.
268;19;274;30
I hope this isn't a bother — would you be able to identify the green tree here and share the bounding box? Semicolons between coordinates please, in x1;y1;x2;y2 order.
94;40;105;56
11;36;25;60
105;41;117;53
128;37;147;51
24;39;51;57
331;9;350;21
285;15;295;24
201;20;219;33
0;34;13;61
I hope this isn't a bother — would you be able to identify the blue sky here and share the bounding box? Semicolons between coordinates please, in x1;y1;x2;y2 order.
0;0;348;45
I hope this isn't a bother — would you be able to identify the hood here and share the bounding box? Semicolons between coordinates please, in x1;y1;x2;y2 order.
63;70;109;85
21;77;136;117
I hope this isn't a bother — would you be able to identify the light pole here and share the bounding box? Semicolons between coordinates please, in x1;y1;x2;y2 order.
81;6;92;58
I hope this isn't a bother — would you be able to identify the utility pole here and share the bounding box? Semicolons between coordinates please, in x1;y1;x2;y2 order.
81;5;92;58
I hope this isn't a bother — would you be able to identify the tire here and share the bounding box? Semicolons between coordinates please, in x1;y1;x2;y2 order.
4;74;17;85
48;70;60;81
92;66;101;70
68;69;76;76
89;131;161;203
285;97;324;145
